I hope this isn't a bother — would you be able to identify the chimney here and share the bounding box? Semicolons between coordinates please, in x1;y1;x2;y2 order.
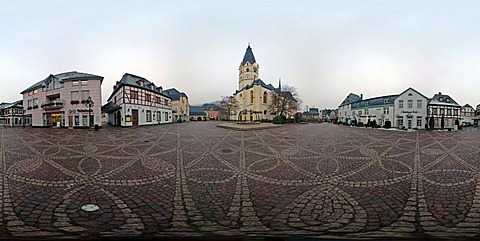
439;92;442;95
360;94;363;100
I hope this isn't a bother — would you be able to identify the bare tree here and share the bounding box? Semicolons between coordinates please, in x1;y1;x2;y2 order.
269;85;301;118
220;95;239;121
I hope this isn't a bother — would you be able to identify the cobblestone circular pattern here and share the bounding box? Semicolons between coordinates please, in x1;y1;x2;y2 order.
0;123;479;239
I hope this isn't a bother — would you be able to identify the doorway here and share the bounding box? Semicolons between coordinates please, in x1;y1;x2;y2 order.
132;109;139;126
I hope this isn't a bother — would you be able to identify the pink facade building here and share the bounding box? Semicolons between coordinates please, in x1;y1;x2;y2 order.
21;71;103;128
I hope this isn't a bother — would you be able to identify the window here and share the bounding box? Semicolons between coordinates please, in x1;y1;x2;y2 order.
417;100;422;109
145;94;151;102
417;116;422;127
399;100;404;108
398;117;404;128
131;91;138;99
33;98;39;107
263;92;267;104
146;110;152;122
83;116;88;126
408;100;413;109
81;80;88;86
384;98;390;103
33;89;38;95
365;109;369;115
358;111;362;116
165;112;168;121
454;109;458;116
71;91;79;101
28;100;32;108
447;109;452;115
440;109;445;115
75;116;79;126
164;99;169;106
72;81;79;86
81;90;90;101
158;111;162;122
384;108;389;114
246;68;249;72
250;91;254;103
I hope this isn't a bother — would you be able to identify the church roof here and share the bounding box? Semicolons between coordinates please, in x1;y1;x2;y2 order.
235;79;275;93
241;44;256;65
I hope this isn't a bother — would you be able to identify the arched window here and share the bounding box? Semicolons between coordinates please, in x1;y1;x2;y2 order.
246;68;249;72
263;91;267;104
264;110;267;115
250;91;254;103
246;74;249;78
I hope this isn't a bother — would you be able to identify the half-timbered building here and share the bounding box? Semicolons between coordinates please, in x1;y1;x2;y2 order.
103;73;172;126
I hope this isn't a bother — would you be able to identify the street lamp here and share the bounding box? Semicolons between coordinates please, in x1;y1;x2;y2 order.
22;108;25;129
85;96;94;129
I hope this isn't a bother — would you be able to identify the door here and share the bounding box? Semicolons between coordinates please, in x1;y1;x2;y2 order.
69;116;73;127
132;110;138;126
408;120;412;129
116;112;121;126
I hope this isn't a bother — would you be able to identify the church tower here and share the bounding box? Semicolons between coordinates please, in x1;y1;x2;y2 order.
238;44;259;90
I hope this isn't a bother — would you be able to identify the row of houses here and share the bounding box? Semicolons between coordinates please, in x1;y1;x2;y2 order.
338;87;479;129
1;71;191;128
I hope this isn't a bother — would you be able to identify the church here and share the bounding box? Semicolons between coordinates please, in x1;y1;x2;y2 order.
232;44;296;121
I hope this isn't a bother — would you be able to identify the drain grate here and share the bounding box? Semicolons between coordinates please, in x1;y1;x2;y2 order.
81;204;99;212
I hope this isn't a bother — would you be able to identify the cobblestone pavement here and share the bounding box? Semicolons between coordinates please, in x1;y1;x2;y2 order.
0;123;479;240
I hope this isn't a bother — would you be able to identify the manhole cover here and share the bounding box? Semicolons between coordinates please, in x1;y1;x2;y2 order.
81;204;99;212
221;148;233;153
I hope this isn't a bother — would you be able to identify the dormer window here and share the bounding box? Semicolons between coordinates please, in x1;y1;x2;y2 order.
439;97;444;101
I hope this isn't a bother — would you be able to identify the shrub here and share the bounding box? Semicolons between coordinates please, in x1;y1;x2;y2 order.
273;115;286;124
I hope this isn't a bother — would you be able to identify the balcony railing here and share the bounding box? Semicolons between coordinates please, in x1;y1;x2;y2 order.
41;99;65;110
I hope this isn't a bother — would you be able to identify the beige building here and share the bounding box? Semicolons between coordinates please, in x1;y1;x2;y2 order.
232;44;296;121
164;88;189;122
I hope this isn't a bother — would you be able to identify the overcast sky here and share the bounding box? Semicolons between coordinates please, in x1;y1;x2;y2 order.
1;0;479;109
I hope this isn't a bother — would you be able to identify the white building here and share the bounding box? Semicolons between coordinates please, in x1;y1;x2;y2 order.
394;87;429;129
427;92;461;130
460;104;475;126
351;95;397;127
338;93;362;124
102;73;172;127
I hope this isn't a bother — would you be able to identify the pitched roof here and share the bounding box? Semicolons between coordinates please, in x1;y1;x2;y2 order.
164;88;188;101
235;78;276;93
397;87;429;100
21;71;103;94
241;44;256;65
428;93;460;107
108;73;171;101
462;104;473;109
189;106;206;116
339;93;362;106
352;95;398;108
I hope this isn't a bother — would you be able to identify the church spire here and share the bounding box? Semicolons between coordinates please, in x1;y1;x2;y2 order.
241;44;256;65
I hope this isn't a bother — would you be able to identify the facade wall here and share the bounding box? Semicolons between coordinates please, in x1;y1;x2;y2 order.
234;85;273;121
352;105;394;126
108;85;172;127
338;104;352;124
427;105;461;129
23;79;102;127
172;95;189;122
394;90;428;129
461;107;475;125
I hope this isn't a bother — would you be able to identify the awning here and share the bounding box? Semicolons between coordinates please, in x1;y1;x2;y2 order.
101;101;122;113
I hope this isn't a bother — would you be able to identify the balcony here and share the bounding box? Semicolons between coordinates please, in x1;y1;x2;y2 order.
41;99;65;110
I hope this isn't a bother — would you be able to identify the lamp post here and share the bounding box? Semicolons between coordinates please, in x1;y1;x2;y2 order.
22;108;25;129
85;96;94;129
